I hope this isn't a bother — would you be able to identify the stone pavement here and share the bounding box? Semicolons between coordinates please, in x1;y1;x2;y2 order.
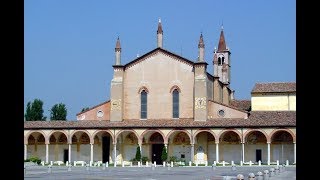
24;165;296;180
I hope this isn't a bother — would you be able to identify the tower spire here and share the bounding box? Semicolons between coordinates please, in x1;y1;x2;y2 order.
198;33;205;48
217;27;227;52
115;36;121;52
157;18;163;34
115;37;121;65
157;18;163;48
198;33;205;62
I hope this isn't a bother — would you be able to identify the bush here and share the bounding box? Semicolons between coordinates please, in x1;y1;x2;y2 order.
169;156;178;162
27;156;41;165
141;156;149;163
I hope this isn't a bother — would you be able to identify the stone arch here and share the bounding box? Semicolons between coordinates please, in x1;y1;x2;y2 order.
193;129;217;144
140;129;166;144
48;130;69;144
91;130;114;144
115;129;140;144
166;129;191;144
70;130;92;144
25;130;46;144
169;85;181;93
270;129;296;143
218;129;242;143
243;129;269;143
138;86;149;94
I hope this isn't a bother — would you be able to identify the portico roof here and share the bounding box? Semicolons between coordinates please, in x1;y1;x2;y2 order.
24;111;295;129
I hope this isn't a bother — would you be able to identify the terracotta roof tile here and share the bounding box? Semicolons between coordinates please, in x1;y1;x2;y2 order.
252;82;296;93
217;30;227;52
230;100;251;111
24;111;295;129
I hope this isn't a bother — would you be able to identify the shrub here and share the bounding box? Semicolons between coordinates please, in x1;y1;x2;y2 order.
135;146;141;161
169;156;178;162
141;156;149;163
28;156;41;165
161;146;167;162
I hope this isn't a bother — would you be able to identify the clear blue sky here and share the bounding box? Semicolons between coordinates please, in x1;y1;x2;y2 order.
24;0;296;120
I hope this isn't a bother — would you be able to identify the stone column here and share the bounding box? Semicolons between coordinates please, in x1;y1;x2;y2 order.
68;143;71;163
241;143;245;163
90;143;93;163
24;144;27;160
293;142;296;164
139;143;142;157
267;142;271;165
215;143;219;162
190;144;194;162
164;143;168;162
113;143;117;164
46;143;49;163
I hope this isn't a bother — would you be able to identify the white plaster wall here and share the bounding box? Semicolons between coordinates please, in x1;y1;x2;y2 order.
271;144;294;164
244;144;268;163
142;144;149;159
77;144;90;162
71;145;77;163
171;144;191;162
48;144;68;162
251;94;296;111
93;144;102;162
207;144;216;164
289;94;296;111
27;144;46;162
220;144;241;163
123;144;137;161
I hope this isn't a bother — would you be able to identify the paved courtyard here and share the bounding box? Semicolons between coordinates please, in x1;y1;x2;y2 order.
24;165;296;180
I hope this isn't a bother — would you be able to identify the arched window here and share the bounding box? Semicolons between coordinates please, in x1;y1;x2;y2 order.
141;90;147;119
218;57;222;65
173;89;179;118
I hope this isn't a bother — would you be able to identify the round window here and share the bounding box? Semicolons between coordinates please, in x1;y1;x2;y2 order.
97;110;104;118
218;109;225;117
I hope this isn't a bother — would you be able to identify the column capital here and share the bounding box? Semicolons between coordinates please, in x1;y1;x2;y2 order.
267;142;271;144
215;141;219;144
293;141;296;144
190;143;194;146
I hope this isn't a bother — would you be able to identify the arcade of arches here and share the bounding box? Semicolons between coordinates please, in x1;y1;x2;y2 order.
24;128;296;165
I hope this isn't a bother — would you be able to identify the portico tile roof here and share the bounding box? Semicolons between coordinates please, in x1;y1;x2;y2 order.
251;82;296;93
24;111;295;129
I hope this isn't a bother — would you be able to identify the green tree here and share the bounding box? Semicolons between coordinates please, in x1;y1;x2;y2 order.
135;146;141;161
50;103;67;120
161;146;167;162
25;99;46;121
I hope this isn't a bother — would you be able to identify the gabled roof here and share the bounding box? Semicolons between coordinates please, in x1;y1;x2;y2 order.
230;99;251;111
251;82;296;93
76;100;110;116
123;47;195;69
209;100;248;113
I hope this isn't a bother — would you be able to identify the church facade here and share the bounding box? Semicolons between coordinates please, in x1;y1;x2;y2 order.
24;20;296;166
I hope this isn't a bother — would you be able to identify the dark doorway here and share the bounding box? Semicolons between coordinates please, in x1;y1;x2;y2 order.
256;149;262;162
63;149;68;163
152;144;164;164
102;136;110;163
